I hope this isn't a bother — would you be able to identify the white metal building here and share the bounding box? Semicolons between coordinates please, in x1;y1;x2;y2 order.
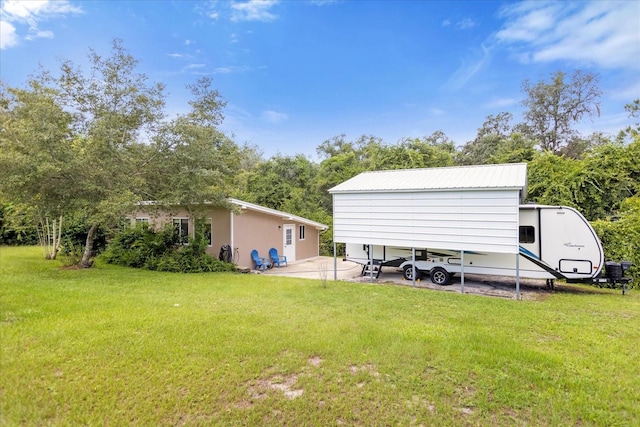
329;163;528;255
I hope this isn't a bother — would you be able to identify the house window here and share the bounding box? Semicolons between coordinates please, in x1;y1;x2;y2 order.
205;218;212;247
299;225;306;240
519;226;535;244
172;218;189;244
285;227;293;246
135;218;149;226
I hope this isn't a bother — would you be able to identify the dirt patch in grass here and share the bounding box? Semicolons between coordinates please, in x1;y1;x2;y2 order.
353;270;619;300
247;372;304;401
308;356;323;367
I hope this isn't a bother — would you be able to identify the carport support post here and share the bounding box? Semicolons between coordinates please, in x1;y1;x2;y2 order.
412;247;416;287
460;250;465;294
333;241;337;281
516;253;521;300
369;244;374;283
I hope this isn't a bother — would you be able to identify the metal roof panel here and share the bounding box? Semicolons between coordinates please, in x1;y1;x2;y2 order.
328;163;527;193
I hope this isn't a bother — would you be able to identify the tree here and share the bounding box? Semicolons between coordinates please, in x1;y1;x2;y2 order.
622;98;640;138
0;40;236;268
527;139;638;221
237;154;320;213
147;77;240;216
457;113;535;165
0;78;75;259
521;70;601;153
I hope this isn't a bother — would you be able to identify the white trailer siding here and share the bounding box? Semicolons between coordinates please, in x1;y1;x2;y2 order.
333;189;520;253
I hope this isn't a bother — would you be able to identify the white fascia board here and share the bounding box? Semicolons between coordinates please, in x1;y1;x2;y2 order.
228;198;329;231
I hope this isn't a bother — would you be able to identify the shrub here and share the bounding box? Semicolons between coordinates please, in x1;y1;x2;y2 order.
101;223;236;273
592;196;639;287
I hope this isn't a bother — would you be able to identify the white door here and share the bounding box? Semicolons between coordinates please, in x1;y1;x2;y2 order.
283;224;295;262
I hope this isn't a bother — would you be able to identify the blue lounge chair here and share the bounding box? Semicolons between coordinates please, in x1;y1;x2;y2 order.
251;249;271;271
269;247;287;268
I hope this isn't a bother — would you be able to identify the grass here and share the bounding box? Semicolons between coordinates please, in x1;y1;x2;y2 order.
1;246;639;426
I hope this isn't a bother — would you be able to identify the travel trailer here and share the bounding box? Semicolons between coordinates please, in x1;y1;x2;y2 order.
345;204;631;290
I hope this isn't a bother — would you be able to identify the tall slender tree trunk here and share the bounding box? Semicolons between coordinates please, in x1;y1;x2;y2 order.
80;224;99;268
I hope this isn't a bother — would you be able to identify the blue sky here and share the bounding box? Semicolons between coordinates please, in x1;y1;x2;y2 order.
1;0;639;159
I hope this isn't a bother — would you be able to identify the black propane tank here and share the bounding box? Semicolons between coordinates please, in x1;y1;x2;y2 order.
605;261;622;280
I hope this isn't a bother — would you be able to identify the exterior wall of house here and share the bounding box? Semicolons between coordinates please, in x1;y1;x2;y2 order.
233;209;283;267
130;206;230;257
295;226;321;261
232;210;322;268
130;205;324;269
208;208;231;258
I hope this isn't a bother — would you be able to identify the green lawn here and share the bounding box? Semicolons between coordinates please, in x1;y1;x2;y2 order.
1;246;639;426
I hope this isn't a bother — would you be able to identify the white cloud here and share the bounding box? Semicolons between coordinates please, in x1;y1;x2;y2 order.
213;65;250;74
456;17;476;30
441;19;451;27
496;1;640;70
25;29;53;40
0;0;82;49
607;80;640;101
261;109;288;123
231;0;278;22
0;20;18;49
483;97;518;109
446;43;492;90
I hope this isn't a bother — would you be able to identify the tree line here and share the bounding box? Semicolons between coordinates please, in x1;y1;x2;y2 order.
1;41;638;279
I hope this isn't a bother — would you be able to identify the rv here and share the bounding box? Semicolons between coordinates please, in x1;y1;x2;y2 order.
346;204;631;289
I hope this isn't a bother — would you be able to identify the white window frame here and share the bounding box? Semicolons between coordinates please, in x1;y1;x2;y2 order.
299;225;306;241
205;218;213;247
172;217;190;244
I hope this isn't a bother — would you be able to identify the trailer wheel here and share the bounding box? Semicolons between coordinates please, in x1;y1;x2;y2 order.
403;265;420;280
430;267;451;285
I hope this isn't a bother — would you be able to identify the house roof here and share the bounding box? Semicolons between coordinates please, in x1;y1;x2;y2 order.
137;198;329;231
228;198;329;231
328;163;528;195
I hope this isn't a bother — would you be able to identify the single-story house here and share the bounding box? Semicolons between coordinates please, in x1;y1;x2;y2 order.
130;198;329;268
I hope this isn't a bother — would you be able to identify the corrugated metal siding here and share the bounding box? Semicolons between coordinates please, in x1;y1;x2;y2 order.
329;163;527;194
333;189;520;253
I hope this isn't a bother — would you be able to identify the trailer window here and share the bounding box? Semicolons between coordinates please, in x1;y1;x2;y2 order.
519;226;535;244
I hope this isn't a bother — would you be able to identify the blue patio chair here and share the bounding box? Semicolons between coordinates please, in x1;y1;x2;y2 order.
251;249;271;271
269;247;287;268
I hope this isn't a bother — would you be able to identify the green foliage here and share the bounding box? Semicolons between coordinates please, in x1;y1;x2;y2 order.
102;224;236;273
623;98;639;138
59;214;108;256
527;140;638;221
592;196;640;284
0;203;39;245
0;41;244;268
527;152;580;207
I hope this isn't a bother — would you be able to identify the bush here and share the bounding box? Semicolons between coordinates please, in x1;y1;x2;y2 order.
0;203;39;245
102;223;236;273
59;218;108;257
591;196;639;287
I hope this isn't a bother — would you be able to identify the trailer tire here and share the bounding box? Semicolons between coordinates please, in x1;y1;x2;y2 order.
430;267;451;285
403;265;420;281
